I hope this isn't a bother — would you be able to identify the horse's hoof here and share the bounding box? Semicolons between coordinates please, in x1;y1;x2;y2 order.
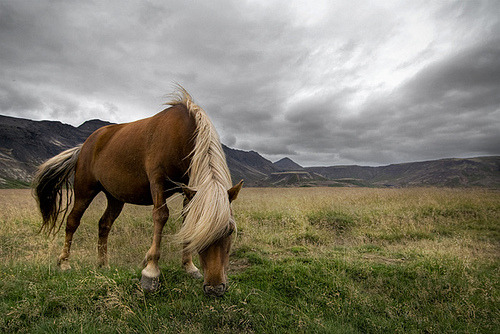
58;260;72;271
98;259;110;269
140;275;160;292
189;270;203;280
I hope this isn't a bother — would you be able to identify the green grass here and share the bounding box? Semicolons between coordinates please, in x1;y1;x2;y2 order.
0;188;499;333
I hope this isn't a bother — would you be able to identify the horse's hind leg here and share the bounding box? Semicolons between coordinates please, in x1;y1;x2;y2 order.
58;187;98;270
97;194;124;268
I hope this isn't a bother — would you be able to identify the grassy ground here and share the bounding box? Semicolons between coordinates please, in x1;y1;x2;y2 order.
0;187;498;333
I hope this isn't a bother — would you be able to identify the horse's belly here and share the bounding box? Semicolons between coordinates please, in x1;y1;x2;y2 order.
101;178;153;205
96;166;153;205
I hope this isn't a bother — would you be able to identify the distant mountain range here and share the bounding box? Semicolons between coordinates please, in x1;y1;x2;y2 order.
1;114;499;188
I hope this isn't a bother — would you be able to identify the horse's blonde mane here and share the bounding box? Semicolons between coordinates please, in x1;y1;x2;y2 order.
168;86;233;253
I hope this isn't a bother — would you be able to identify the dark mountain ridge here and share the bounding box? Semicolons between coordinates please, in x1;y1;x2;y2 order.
307;157;500;188
274;157;305;171
222;145;278;185
1;115;498;188
78;119;114;137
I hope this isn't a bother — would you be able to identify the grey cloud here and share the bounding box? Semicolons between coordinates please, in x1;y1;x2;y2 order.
402;43;500;105
1;0;499;166
239;138;297;156
0;82;42;115
267;38;500;166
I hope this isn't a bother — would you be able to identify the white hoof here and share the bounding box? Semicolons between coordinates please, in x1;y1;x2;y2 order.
58;259;72;271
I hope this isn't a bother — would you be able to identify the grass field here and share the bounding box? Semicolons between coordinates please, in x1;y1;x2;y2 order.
0;187;499;333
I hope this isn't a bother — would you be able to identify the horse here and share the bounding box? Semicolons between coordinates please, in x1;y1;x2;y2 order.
33;87;243;297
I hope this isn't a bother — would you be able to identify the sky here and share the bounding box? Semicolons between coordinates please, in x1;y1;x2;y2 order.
1;0;499;166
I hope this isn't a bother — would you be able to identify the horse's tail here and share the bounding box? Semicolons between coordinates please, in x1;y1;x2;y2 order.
33;145;83;235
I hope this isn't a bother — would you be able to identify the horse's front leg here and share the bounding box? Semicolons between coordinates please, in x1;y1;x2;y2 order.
141;196;169;292
182;245;203;279
180;196;202;279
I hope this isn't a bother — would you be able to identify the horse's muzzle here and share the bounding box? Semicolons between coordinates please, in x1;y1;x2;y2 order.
203;283;226;297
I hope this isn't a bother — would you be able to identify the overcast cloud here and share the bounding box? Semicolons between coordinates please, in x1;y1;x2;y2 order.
1;0;499;166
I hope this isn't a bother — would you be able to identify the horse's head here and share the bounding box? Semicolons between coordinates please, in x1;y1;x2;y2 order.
182;180;243;297
199;218;234;297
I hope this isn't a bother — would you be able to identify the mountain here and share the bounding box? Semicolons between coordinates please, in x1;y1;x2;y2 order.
1;114;499;188
223;145;279;186
78;119;114;137
0;115;280;187
273;157;304;171
307;157;500;188
0;115;92;187
266;158;328;186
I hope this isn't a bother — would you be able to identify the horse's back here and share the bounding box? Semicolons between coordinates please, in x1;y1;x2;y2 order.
76;104;196;204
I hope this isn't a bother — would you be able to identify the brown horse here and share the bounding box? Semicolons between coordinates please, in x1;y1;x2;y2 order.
33;87;243;297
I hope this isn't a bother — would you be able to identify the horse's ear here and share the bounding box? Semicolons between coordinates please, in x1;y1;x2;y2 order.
182;185;197;201
228;180;243;203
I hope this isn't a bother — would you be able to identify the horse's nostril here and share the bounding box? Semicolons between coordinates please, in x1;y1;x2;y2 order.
203;283;226;297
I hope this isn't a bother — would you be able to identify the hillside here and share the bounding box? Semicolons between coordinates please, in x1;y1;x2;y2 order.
307;157;500;188
0;114;499;188
0;116;112;187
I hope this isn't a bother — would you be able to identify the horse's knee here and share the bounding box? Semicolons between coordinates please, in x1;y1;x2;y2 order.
152;204;169;225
